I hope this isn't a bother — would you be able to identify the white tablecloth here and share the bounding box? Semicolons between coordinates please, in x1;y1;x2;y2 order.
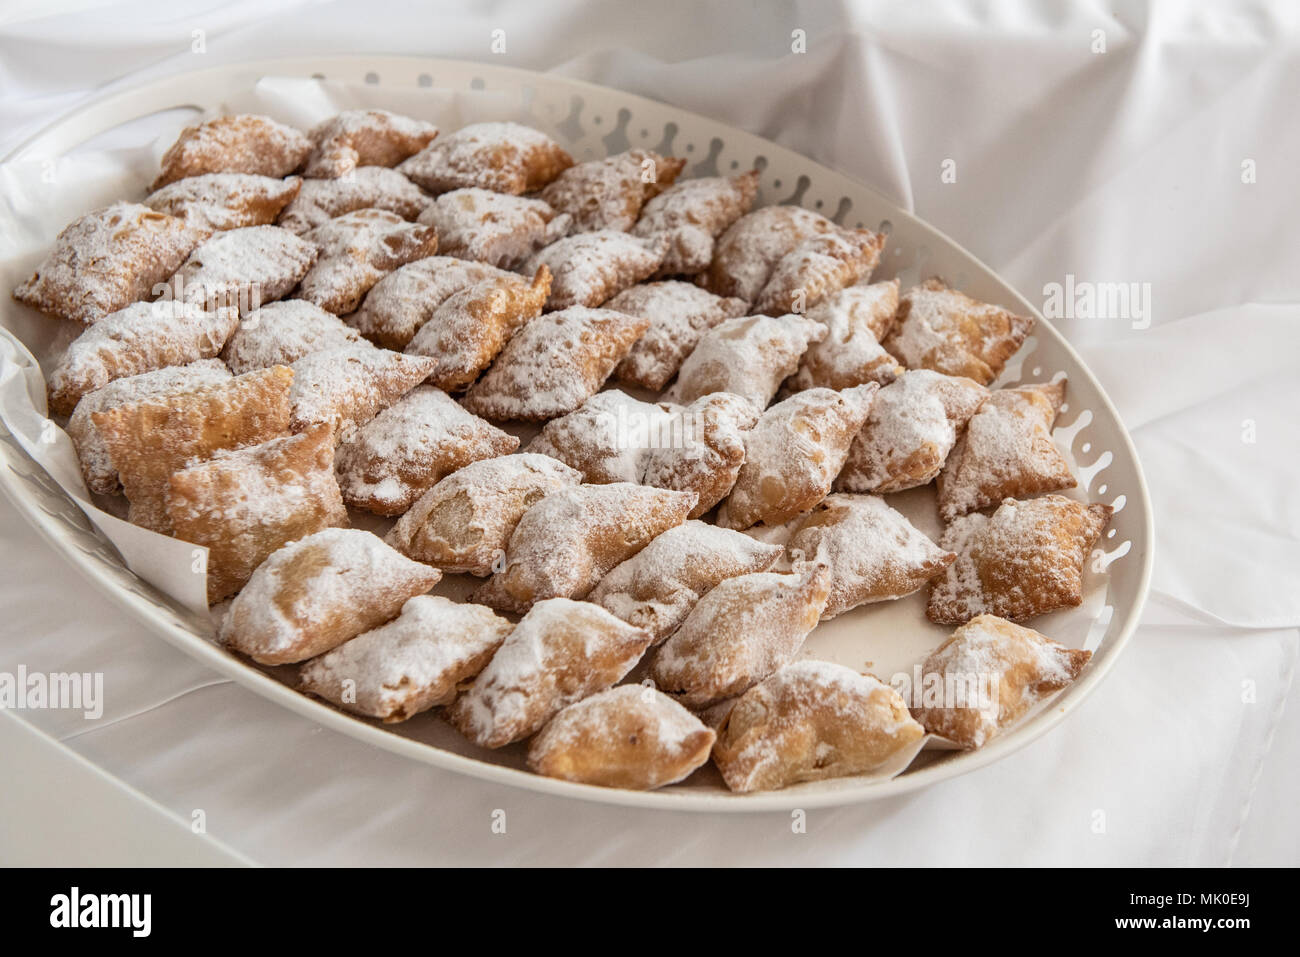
1;0;1296;866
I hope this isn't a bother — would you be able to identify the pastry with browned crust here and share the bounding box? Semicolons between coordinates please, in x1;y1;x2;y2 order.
151;114;312;189
221;300;368;375
540;149;685;233
418;188;569;268
398;121;573;195
786;280;903;391
145;173;302;232
302;109;439;179
665;313;826;409
752;228;885;317
277;167;430;235
296;208;438;315
170;224;317;315
631;170;759;276
521;230;668;311
287;346;437;438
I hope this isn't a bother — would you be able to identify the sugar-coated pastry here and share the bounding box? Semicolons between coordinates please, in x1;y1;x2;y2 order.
13;203;207;325
540;149;685;233
47;299;239;416
92;365;293;533
404;267;551;391
349;256;518;350
836;369;988;494
588;520;783;645
398;121;573;195
936;380;1075;521
631;171;760;276
928;495;1113;624
144;173;302;232
528;686;716;790
221;300;368;375
67;360;232;495
641;392;761;517
166;424;348;603
299;595;513;722
713;660;924;792
418;188;569;268
525;390;679;484
521;230;668;311
461;306;650;421
296;208;438;315
386;453;582;575
335;385;519;516
664;313;827;409
704;205;837;304
170;224;318;315
448;598;653;749
473;483;697;614
649;562;831;708
911;614;1092;749
884;278;1034;385
151;114;312;189
752;228;885;317
719;384;878;530
786;280;903;391
607;281;749;392
276;166;430;235
785;493;955;618
287;345;437;437
302;109;439;179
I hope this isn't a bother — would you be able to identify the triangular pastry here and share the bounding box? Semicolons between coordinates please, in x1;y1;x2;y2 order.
641;392;761;517
296;208;438;314
398;121;573;195
786;279;904;391
418;188;569;268
631;170;759;276
703;205;837;304
664;313;826;409
287;345;438;437
144;173;302;232
170;224;318;315
539;149;685;233
221;299;368;375
525;389;679;484
276;166;430;235
151;114;312;189
521;230;668;310
302;109;439;179
752;227;885;317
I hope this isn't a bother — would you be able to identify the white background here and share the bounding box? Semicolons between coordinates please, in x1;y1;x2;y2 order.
0;0;1296;865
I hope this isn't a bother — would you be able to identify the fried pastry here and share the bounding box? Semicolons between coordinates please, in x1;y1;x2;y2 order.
528;686;716;790
302;109;439;179
927;495;1113;624
144;173;302;232
910;614;1092;749
719;384;878;530
404;267;551;391
641;392;761;517
296;208;438;314
276;166;430;235
299;595;513;722
461;306;650;421
752;228;885;317
13;203;207;325
713;660;925;792
170;224;318;315
448;597;653;749
398;121;573;195
540;149;684;233
786;279;904;391
335;385;519;516
521;230;668;311
418;188;569;268
836;369;988;494
703;205;837;304
473;483;696;614
649;562;831;708
607;281;748;392
287;345;437;437
631;170;759;276
67;359;232;495
221;299;368;374
166;424;348;602
884;278;1034;385
588;520;783;645
936;380;1075;521
785;493;955;618
47;299;239;416
525;389;680;484
664;313;826;409
151;114;312;189
386;453;581;575
93;365;293;533
219;527;441;665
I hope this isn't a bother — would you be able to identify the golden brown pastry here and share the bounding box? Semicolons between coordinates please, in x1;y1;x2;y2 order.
719;384;878;530
928;495;1113;624
910;614;1092;749
170;224;318;315
219;528;441;665
704;205;837;304
525;389;680;484
13;203;207;325
528;686;716;790
936;380;1075;521
302;109;439;179
640;392;761;517
221;300;368;374
836;369;988;494
751;228;885;316
521;230;668;310
664;313;826;409
884;278;1034;385
287;345;437;437
335;385;519;516
540;149;684;233
631;170;759;276
151;114;312;189
386;453;582;575
144;173;302;232
448;597;653;749
418;188;569;267
713;660;924;792
298;595;512;722
473;483;697;614
296;208;438;315
786;279;904;391
398;121;573;195
276;166;430;235
785;493;955;618
460;306;649;421
166;424;348;603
